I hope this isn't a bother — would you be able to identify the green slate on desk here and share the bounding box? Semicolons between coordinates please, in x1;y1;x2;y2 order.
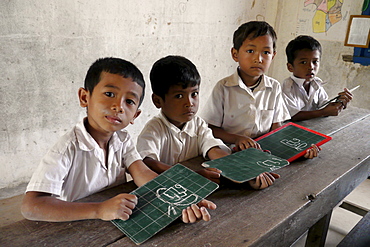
255;122;332;162
203;148;290;183
111;164;218;245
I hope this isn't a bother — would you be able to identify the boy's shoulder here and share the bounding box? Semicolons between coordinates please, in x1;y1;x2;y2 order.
217;70;239;87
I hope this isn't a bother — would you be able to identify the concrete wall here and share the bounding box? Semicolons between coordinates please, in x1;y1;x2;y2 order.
0;0;278;198
1;0;368;199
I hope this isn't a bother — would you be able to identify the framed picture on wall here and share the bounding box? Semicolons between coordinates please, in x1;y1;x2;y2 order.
344;15;370;48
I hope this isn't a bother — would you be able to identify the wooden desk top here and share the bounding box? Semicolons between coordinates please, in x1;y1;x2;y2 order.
1;107;370;247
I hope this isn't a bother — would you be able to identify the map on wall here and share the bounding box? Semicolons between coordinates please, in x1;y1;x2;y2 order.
296;0;352;41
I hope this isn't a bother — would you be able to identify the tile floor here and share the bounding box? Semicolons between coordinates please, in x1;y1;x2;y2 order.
0;179;369;246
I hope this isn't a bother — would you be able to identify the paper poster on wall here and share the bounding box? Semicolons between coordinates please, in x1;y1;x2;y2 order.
296;0;352;41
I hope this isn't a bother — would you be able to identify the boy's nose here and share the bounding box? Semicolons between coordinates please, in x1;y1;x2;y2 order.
254;53;262;63
112;101;123;113
185;97;194;107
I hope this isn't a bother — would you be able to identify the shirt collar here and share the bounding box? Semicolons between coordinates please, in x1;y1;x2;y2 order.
159;111;197;137
75;118;128;152
225;69;272;92
290;75;321;90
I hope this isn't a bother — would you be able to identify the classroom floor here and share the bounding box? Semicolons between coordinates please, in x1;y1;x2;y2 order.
1;179;369;246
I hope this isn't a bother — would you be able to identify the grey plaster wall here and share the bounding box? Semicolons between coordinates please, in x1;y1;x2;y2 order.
0;0;277;198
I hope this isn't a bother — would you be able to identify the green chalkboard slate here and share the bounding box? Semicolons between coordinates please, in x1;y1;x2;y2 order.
202;148;290;183
111;164;218;245
255;122;332;162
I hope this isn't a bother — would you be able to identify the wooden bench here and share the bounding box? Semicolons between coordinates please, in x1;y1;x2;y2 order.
337;210;370;247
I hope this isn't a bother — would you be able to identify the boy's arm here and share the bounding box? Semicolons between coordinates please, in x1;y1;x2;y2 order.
206;146;230;160
21;160;157;223
142;157;172;174
291;102;343;121
270;122;282;131
128;159;158;187
21;191;138;222
208;124;260;150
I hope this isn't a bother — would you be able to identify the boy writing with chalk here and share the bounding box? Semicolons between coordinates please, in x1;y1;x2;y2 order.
137;55;279;190
282;35;354;121
21;57;215;223
201;21;320;158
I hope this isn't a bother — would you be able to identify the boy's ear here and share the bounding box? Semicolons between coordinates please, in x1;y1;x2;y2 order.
78;87;89;108
287;63;294;72
152;94;163;109
130;109;141;125
231;47;239;62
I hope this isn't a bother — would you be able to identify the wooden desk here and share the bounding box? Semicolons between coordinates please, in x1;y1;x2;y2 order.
1;107;370;247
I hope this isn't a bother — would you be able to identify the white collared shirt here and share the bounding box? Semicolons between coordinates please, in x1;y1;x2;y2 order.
201;70;290;138
137;112;230;165
282;75;328;117
26;118;141;202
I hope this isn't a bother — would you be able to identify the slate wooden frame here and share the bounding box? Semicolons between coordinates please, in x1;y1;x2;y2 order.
344;15;370;48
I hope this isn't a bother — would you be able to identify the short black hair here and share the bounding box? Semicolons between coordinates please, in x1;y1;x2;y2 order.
233;21;277;51
150;55;200;100
84;57;145;106
285;35;322;65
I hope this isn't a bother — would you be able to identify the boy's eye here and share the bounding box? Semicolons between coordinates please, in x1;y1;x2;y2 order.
313;60;319;65
300;61;307;65
175;94;183;99
263;51;271;55
126;99;136;105
105;92;115;97
247;50;254;53
192;92;199;97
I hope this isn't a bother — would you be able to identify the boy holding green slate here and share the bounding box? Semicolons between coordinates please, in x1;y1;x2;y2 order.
21;57;214;224
137;55;280;191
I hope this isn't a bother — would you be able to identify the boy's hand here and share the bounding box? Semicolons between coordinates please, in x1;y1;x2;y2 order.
323;102;343;116
304;144;322;159
196;167;222;184
97;194;137;221
337;88;353;109
182;199;217;223
234;136;261;151
248;172;280;190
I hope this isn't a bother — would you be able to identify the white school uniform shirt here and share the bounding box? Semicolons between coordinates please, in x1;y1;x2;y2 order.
282;75;329;117
26;118;141;202
137;112;230;165
201;70;290;139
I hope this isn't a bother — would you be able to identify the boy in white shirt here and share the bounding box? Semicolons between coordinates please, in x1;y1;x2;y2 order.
202;21;290;150
21;57;215;224
282;35;353;121
202;21;319;159
137;55;280;190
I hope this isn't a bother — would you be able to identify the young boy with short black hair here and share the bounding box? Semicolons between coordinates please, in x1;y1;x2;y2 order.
137;55;279;190
21;57;215;224
201;21;320;158
282;35;353;121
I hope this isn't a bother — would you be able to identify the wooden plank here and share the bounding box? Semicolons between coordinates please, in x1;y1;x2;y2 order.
339;201;369;217
305;210;332;247
297;106;370;136
0;182;137;246
338;210;370;247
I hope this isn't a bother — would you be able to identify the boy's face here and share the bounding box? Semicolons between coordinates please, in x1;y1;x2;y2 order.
231;34;276;84
287;48;320;82
152;84;199;129
79;71;142;136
